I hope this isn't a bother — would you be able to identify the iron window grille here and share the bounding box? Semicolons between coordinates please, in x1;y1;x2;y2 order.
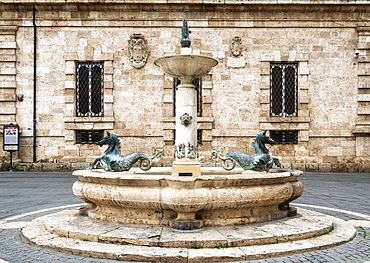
197;130;202;145
174;77;202;117
270;63;298;117
76;62;104;117
76;130;104;144
270;131;298;145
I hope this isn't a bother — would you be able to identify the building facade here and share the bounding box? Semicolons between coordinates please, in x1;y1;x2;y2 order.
1;0;370;172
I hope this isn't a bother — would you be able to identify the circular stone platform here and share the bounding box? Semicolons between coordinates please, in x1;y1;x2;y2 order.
22;208;356;262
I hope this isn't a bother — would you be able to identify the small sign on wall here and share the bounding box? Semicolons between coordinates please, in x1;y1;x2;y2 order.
3;124;19;152
226;57;246;68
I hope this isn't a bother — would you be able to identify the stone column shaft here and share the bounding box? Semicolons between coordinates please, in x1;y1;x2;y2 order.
175;83;197;160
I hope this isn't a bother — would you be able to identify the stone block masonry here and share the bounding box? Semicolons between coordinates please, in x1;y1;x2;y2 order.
0;2;369;171
0;26;19;162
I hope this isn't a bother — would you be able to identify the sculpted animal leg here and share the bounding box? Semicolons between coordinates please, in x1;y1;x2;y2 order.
273;158;285;168
100;161;109;170
87;158;102;170
265;158;285;172
265;159;274;172
107;161;119;172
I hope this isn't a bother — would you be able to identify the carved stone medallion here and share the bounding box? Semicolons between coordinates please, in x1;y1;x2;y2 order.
180;113;192;127
231;36;243;57
128;34;149;69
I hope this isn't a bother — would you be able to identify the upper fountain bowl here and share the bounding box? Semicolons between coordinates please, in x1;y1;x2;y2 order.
154;55;218;84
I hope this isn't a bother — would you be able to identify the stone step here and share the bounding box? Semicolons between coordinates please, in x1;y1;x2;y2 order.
22;208;356;262
42;208;332;248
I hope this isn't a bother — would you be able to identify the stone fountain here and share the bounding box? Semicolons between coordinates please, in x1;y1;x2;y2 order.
72;12;303;230
21;10;356;262
72;48;304;228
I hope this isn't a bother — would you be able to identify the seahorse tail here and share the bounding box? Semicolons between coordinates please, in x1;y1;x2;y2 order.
220;156;236;171
210;149;220;160
151;148;163;160
139;156;152;171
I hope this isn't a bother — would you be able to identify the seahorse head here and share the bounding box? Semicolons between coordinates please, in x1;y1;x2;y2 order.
97;131;121;152
262;131;275;146
254;131;275;147
252;132;275;155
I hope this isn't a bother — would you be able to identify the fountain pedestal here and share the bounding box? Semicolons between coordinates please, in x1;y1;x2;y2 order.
154;50;218;177
172;75;201;176
172;160;201;177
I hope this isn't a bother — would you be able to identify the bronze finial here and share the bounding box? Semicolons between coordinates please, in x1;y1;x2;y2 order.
181;7;191;48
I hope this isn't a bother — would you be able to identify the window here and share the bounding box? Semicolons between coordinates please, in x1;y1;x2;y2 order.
270;63;298;117
76;130;104;144
76;62;104;117
174;77;202;117
270;131;298;145
197;130;202;145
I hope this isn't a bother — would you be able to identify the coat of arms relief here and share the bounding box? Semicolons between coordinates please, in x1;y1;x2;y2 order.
128;33;149;69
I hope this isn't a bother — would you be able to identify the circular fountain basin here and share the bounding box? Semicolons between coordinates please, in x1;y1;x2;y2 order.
73;168;303;230
154;55;218;83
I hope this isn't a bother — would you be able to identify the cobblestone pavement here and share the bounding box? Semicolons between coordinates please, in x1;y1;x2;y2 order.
0;171;369;263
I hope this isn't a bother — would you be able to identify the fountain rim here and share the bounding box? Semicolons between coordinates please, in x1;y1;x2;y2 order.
154;54;218;68
73;168;303;186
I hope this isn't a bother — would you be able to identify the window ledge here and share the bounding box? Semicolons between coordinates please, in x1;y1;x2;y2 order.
162;117;214;123
162;117;175;123
212;129;260;137
198;117;214;123
260;117;310;123
64;117;114;123
353;128;370;135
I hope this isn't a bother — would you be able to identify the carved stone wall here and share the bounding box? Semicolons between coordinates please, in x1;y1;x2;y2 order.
0;2;369;171
0;26;18;160
353;27;370;171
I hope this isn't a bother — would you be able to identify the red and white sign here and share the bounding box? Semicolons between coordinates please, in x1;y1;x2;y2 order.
4;145;18;151
3;125;19;152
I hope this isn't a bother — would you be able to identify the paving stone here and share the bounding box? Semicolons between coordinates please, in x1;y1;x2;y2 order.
188;247;245;262
1;172;370;262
